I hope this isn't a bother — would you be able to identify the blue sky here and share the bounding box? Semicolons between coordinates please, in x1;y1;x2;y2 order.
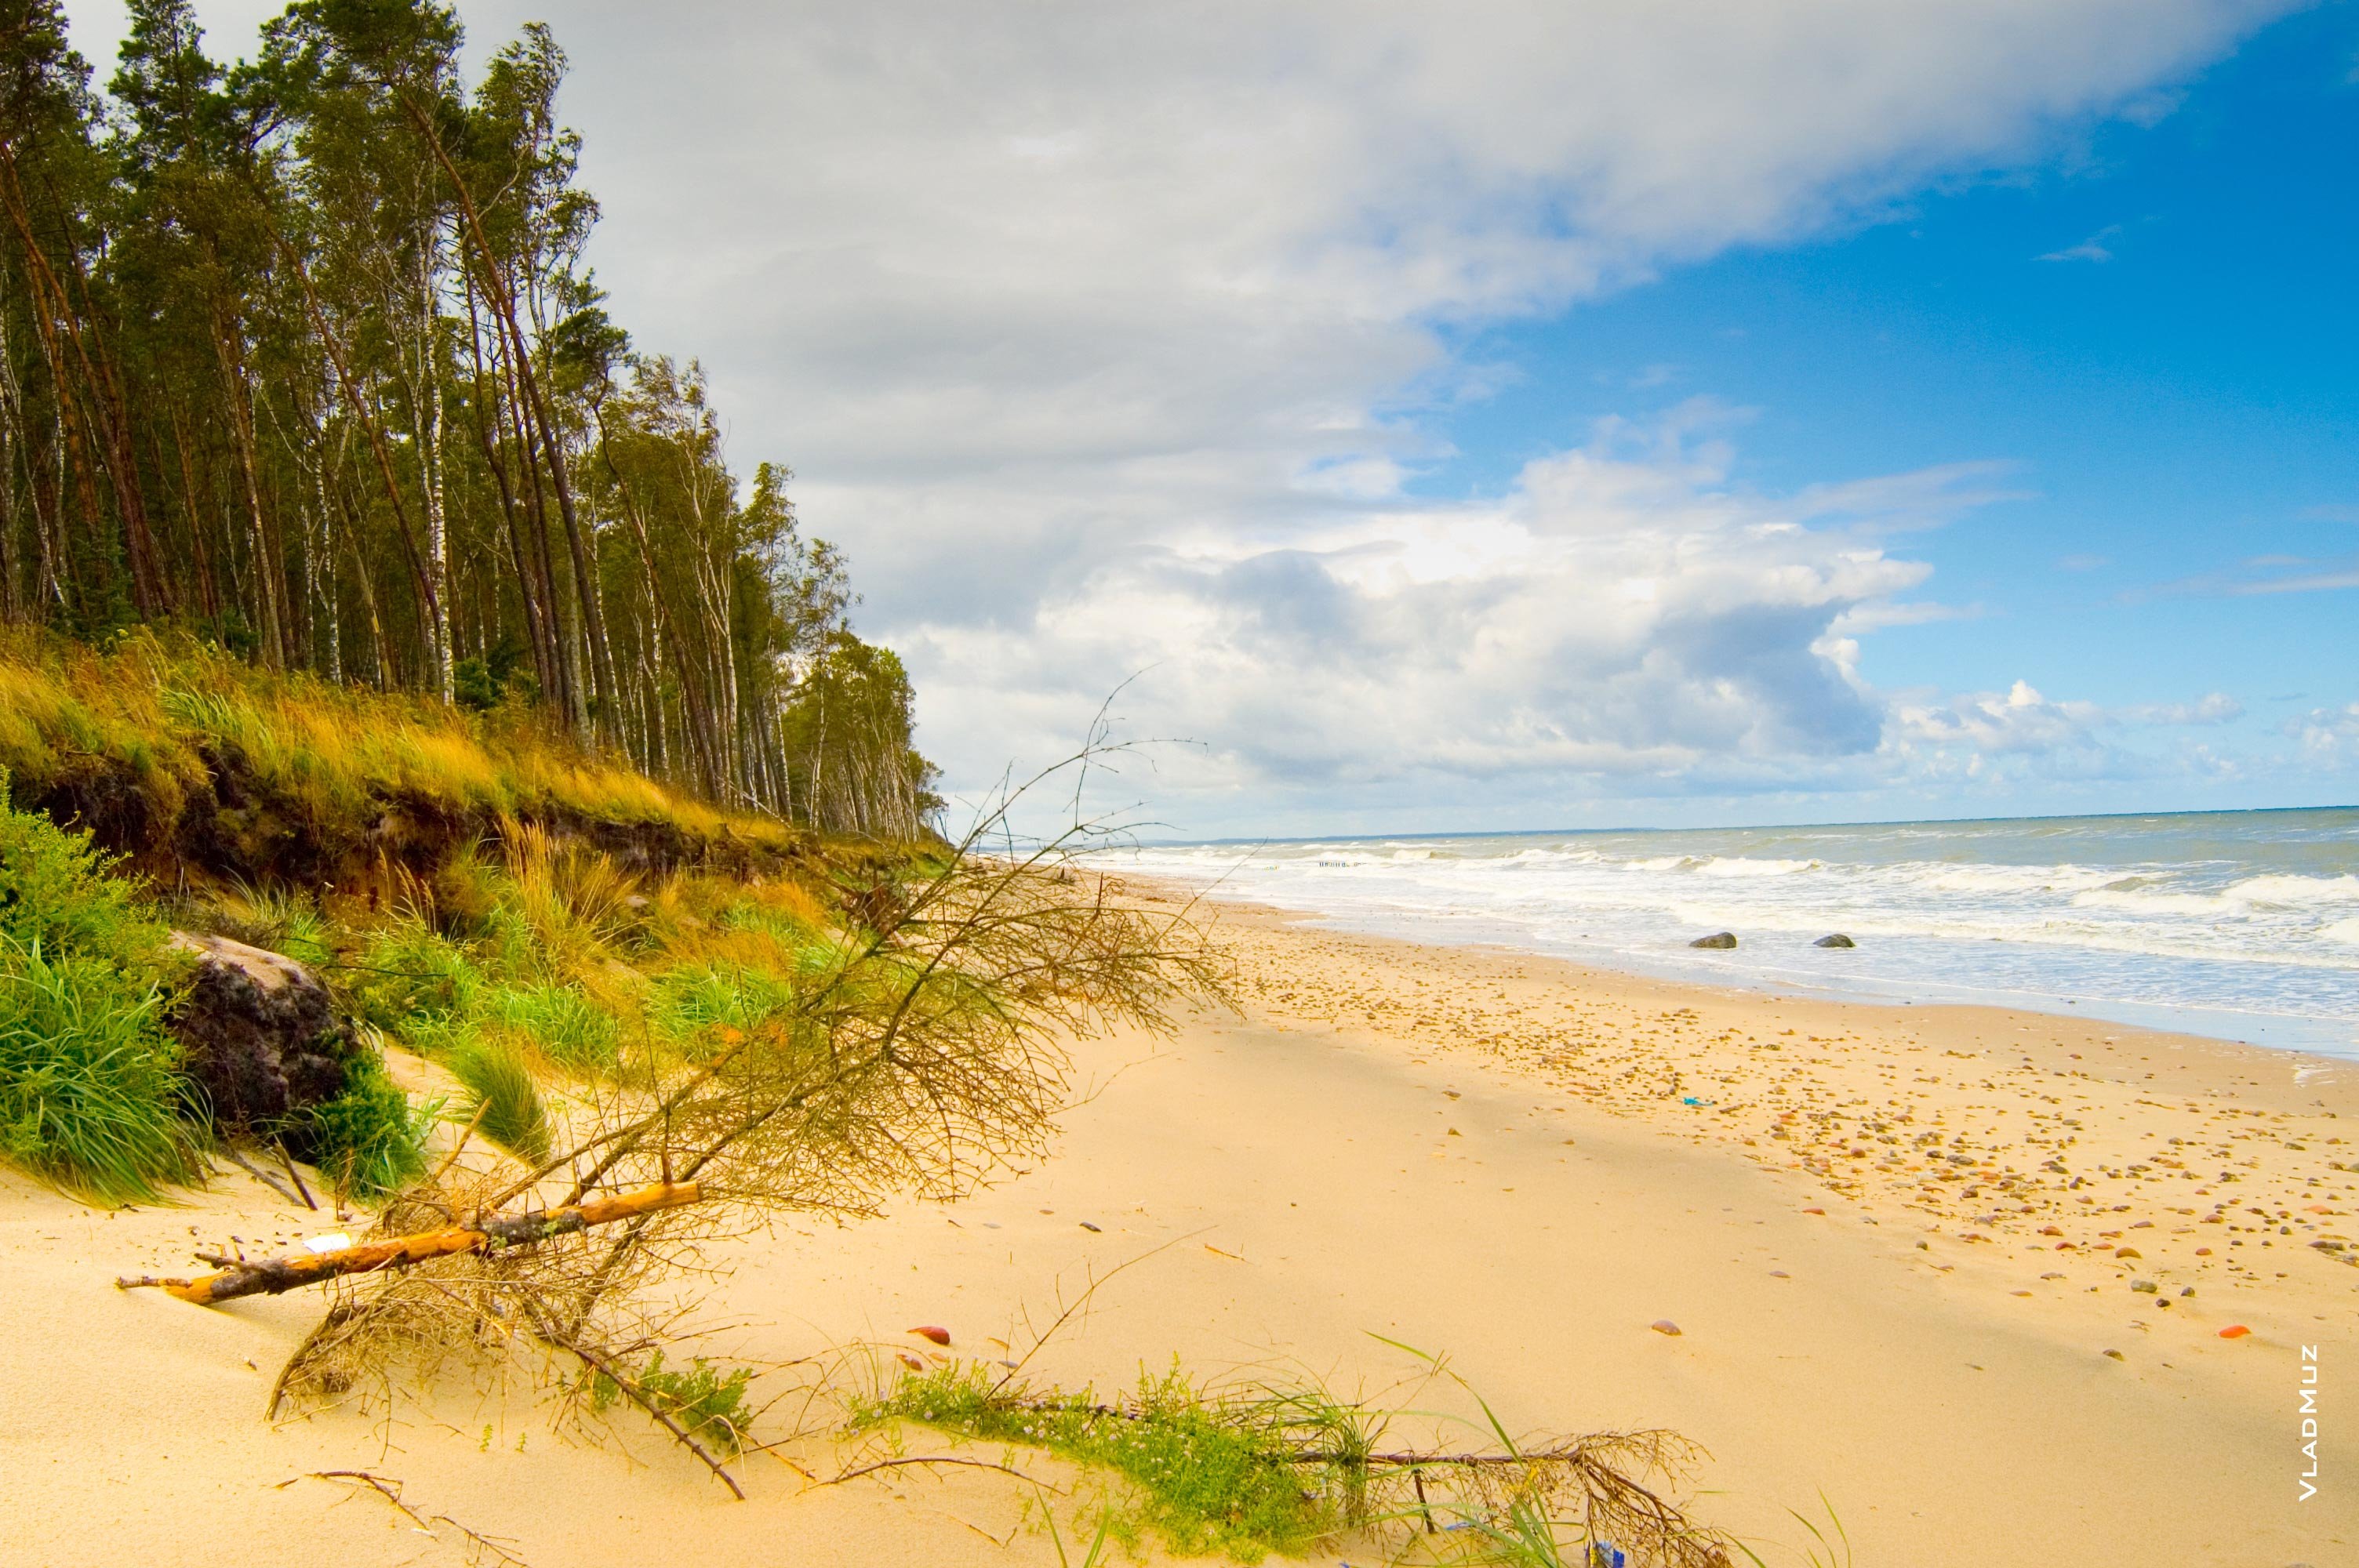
1425;2;2358;769
66;1;2359;835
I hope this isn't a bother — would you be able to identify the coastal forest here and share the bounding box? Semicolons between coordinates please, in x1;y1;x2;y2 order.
0;0;936;837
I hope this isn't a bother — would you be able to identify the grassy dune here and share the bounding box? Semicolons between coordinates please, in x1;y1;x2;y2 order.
0;629;805;888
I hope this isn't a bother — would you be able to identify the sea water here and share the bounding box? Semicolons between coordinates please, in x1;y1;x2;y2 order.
1114;807;2359;1059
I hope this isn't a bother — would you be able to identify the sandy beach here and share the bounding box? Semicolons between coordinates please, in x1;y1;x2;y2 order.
2;884;2351;1566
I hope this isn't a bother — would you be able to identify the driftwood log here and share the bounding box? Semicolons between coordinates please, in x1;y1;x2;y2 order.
116;1181;703;1306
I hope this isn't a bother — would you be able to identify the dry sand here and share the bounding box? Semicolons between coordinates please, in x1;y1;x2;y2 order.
2;887;2352;1566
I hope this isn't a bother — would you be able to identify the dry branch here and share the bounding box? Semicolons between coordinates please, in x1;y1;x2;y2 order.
117;1181;702;1306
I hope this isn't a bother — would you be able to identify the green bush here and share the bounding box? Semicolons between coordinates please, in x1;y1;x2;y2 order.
285;1049;432;1200
0;774;170;971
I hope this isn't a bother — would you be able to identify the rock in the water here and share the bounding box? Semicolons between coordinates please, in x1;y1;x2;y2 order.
168;931;358;1133
1688;931;1737;949
1814;933;1856;948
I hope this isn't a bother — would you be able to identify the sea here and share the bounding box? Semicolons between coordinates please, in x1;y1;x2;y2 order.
1113;807;2359;1060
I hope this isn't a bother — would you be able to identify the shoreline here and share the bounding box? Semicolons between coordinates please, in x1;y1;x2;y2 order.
2;880;2350;1564
1123;866;2359;1062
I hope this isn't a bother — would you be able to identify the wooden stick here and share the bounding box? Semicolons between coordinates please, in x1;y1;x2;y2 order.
117;1181;703;1307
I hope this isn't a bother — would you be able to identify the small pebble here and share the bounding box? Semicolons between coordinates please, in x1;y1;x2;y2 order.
1650;1319;1682;1336
2102;1349;2125;1361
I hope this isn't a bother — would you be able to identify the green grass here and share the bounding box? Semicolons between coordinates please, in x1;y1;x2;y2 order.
447;1036;551;1163
859;1361;1335;1560
0;775;199;1202
0;936;198;1202
475;983;620;1076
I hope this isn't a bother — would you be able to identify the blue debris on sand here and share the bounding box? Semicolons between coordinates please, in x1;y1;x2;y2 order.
1680;1096;1714;1106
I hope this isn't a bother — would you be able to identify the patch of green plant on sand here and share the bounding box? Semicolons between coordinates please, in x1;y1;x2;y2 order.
850;1348;1736;1568
590;1351;758;1456
864;1361;1330;1559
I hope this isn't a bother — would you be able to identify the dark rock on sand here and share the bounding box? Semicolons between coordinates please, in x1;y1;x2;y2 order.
1688;931;1737;949
1815;933;1856;948
168;931;358;1133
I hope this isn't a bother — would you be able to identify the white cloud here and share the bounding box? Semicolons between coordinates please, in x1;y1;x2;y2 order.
2037;224;2121;262
2292;702;2359;755
2121;692;2243;725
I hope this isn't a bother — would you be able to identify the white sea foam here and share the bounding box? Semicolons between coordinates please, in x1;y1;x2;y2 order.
1114;807;2359;1055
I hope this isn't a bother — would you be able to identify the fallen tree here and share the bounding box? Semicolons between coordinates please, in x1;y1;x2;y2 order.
115;1181;703;1305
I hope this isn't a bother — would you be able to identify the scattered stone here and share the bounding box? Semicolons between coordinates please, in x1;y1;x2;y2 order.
2102;1348;2125;1361
2113;1247;2141;1260
2130;1279;2157;1294
1688;931;1737;949
907;1325;952;1347
1813;934;1856;949
1650;1319;1682;1336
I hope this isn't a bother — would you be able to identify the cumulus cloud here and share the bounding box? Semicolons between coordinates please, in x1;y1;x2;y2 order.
913;414;1973;800
2292;702;2359;755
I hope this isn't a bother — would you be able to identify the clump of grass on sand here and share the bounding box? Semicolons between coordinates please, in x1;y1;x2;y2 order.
849;1350;1734;1567
0;774;198;1202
